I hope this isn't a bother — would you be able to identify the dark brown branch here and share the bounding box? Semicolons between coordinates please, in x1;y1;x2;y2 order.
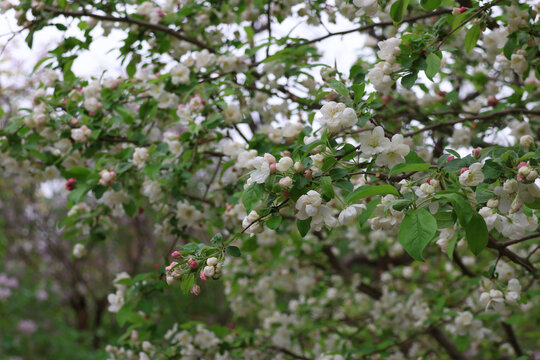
501;322;523;357
426;326;468;360
436;0;502;50
42;6;216;53
404;109;540;137
269;346;312;360
488;236;537;276
292;9;452;47
453;251;475;277
500;232;540;247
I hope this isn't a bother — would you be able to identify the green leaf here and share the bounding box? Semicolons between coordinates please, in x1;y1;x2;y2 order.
143;163;161;180
126;61;137;78
244;26;255;41
117;305;144;326
297;218;311;237
436;192;473;226
385;199;412;211
210;233;223;245
226;246;241;257
329;168;348;180
241;236;258;252
181;273;195;294
524;197;540;210
123;200;137;217
465;213;488;255
266;215;282;230
425;53;441;80
434;211;456;228
388;162;431;176
320;176;335;200
68;184;90;204
390;0;409;23
327;80;349;98
420;0;441;11
63;167;92;182
401;72;417;89
242;183;264;213
322;156;337;172
346;185;399;204
398;208;437;261
352;83;365;102
358;198;380;225
464;24;481;53
503;35;517;59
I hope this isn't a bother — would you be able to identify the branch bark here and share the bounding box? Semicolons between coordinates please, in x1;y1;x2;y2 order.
404;109;540;137
42;6;216;53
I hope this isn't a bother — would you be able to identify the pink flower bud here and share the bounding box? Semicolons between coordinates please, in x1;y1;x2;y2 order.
447;155;455;162
459;6;467;12
304;170;312;179
460;167;469;174
165;261;178;272
188;258;197;269
517;161;527;169
269;163;277;174
487;96;498;106
200;271;208;281
66;178;76;191
264;153;276;164
190;285;200;296
171;251;181;259
279;176;293;188
472;148;481;159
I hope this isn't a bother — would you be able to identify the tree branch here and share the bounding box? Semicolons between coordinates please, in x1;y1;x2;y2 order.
291;9;452;47
500;232;540;248
42;6;216;53
501;322;523;357
488;235;537;276
404;109;540;137
426;326;468;360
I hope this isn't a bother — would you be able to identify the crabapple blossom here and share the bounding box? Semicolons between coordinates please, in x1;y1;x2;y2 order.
71;125;92;142
459;162;485;186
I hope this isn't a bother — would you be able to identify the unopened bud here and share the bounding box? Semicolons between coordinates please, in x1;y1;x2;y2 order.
520;135;534;148
279;176;293;188
472;148;482;159
527;169;538;181
304;170;312;179
264;153;276;164
171;251;181;258
190;285;201;296
294;162;304;173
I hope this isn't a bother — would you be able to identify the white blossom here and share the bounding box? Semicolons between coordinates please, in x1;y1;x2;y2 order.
459;162;484;187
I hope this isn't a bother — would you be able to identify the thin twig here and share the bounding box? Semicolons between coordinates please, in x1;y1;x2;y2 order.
42;6;216;52
436;0;502;50
501;322;524;357
404;109;540;137
292;9;452;47
500;232;540;248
